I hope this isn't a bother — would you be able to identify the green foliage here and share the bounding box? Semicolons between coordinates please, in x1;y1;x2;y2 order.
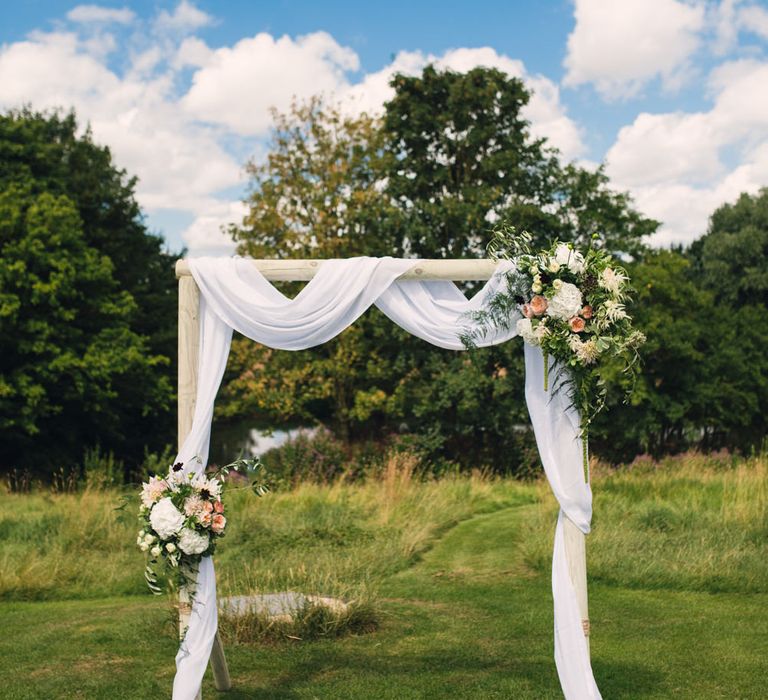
591;243;768;460
227;67;656;472
689;187;768;306
82;446;122;490
0;108;177;476
383;65;656;258
230;96;398;259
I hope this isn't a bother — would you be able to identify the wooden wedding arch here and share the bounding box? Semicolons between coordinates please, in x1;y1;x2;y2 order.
175;258;590;696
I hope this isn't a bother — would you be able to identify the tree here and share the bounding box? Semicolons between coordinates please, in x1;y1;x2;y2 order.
226;67;657;473
231;97;398;258
591;246;768;461
0;108;178;363
689;188;768;307
0;109;176;476
383;66;656;259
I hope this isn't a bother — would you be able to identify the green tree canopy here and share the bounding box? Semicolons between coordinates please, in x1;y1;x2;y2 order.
689;188;768;306
383;66;656;259
0;109;177;475
225;66;657;473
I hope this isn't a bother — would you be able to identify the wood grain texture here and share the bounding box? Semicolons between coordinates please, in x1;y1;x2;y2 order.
175;258;502;281
177;276;231;697
562;514;591;654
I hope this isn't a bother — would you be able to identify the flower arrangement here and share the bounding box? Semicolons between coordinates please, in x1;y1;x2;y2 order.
464;226;645;473
137;457;268;596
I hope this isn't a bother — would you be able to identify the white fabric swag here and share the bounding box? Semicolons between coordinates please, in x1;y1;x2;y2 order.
172;257;601;700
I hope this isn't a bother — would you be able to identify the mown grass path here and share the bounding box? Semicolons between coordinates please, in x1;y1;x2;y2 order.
2;501;766;699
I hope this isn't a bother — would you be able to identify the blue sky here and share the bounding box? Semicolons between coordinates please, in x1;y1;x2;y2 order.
1;0;767;254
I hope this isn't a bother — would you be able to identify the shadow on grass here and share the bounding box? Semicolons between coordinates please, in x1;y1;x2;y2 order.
592;659;666;698
209;646;566;699
208;644;667;699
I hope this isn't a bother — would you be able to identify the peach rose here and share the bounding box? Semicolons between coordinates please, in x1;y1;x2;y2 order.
203;500;214;513
214;500;224;514
569;316;586;333
212;514;227;534
200;511;212;526
581;305;593;319
522;303;534;319
530;295;548;316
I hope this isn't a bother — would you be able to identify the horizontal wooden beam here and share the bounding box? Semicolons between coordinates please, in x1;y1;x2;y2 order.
175;258;502;282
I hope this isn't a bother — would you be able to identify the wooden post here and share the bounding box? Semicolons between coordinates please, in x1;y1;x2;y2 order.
178;275;232;695
562;515;590;653
174;257;502;281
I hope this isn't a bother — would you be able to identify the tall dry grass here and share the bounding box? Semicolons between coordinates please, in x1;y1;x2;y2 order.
519;451;768;593
1;450;765;605
0;452;530;603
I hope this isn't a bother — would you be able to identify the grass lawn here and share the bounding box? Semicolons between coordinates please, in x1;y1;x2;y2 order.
1;454;766;698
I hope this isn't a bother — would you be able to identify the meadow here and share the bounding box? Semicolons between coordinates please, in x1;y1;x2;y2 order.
1;452;766;698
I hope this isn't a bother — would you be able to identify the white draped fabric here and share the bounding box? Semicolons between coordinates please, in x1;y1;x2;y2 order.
171;256;600;700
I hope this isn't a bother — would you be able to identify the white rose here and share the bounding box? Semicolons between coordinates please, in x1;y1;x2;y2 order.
554;243;586;274
531;282;543;294
547;259;560;273
140;542;149;552
166;542;177;553
546;282;583;320
136;535;143;546
553;279;563;290
150;545;162;557
516;318;539;346
143;533;155;544
149;497;185;539
569;253;586;274
178;528;210;555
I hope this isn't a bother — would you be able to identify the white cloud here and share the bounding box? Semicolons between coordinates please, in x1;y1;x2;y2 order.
563;0;706;99
67;5;135;25
181;200;247;256
738;3;768;39
0;29;243;244
1;18;588;252
182;32;359;135
342;47;585;159
155;0;213;33
712;0;741;54
174;36;213;69
605;59;768;245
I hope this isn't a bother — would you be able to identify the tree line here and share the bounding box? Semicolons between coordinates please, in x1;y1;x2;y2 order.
1;66;766;480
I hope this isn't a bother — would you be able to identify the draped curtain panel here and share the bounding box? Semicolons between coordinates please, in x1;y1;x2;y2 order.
171;257;600;700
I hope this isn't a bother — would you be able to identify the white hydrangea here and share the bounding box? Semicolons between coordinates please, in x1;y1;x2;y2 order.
516;318;539;345
149;498;185;539
546;282;583;320
178;528;210;555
